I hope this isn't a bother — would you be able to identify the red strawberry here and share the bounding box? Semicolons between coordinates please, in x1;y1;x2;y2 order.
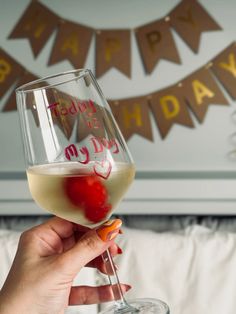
85;203;112;223
64;176;87;207
85;177;107;208
64;175;108;212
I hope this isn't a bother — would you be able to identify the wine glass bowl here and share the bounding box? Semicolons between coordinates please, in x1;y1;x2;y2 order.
16;69;169;314
17;69;135;227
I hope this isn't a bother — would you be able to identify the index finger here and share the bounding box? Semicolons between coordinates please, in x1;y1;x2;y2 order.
38;216;93;238
36;216;75;239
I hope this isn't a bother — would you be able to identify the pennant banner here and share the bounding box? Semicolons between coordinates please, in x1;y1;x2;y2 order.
169;0;222;53
0;48;24;98
9;2;59;57
48;20;93;69
211;43;236;100
135;19;181;74
8;0;222;77
149;85;194;139
182;67;229;123
44;89;78;140
1;43;236;141
77;101;107;142
95;29;131;78
110;97;153;141
3;71;39;112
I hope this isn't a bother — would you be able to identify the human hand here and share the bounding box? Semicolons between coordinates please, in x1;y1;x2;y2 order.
0;217;130;314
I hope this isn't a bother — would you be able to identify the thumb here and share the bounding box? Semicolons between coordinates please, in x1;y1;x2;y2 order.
60;219;122;275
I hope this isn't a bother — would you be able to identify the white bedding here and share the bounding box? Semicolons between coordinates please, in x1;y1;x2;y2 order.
100;226;236;314
1;225;236;314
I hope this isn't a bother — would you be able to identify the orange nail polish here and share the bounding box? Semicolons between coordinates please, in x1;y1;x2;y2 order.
96;219;122;242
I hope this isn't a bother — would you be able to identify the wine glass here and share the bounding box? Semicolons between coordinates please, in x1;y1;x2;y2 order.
16;69;169;314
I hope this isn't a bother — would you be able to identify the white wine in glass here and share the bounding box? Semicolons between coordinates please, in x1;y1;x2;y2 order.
27;162;135;227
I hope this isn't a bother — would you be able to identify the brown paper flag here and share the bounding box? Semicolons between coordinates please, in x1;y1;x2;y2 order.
135;19;181;74
169;0;222;53
45;95;107;142
0;48;24;99
149;85;194;139
77;101;106;142
211;43;236;99
96;29;131;78
109;97;153;141
9;2;59;57
182;67;229;123
48;20;93;68
3;71;39;113
45;89;79;140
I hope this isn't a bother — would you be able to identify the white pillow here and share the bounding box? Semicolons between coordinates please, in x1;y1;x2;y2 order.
98;225;236;314
0;230;20;288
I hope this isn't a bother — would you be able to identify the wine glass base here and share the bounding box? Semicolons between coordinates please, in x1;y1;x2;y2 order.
100;298;170;314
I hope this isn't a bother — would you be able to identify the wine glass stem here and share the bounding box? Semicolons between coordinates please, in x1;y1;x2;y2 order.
102;250;138;313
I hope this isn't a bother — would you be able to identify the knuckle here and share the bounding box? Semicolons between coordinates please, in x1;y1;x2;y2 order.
19;229;36;246
80;234;98;251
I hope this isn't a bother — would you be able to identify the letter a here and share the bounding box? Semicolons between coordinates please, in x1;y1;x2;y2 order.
192;80;214;105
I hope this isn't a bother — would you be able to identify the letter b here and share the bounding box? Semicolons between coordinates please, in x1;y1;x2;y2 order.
0;59;11;83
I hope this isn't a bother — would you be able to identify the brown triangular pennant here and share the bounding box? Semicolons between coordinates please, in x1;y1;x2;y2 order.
211;42;236;100
149;85;194;139
48;20;93;68
0;48;24;99
45;89;78;140
96;29;131;78
109;96;153;141
182;67;229;123
135;19;181;74
169;0;222;53
3;71;39;112
76;101;106;142
8;1;60;57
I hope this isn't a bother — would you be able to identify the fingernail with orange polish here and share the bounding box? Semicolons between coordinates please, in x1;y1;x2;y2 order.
96;219;122;242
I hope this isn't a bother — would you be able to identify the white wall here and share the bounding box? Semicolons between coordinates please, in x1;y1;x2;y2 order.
0;0;236;173
1;0;236;215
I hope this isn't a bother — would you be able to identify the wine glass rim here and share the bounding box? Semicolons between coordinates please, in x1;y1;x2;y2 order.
15;68;92;94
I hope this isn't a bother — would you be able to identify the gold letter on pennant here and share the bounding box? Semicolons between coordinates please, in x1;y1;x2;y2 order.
123;104;142;128
61;32;79;56
105;38;121;62
192;80;214;105
0;59;11;83
177;8;197;28
24;14;47;39
219;53;236;78
160;95;180;119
